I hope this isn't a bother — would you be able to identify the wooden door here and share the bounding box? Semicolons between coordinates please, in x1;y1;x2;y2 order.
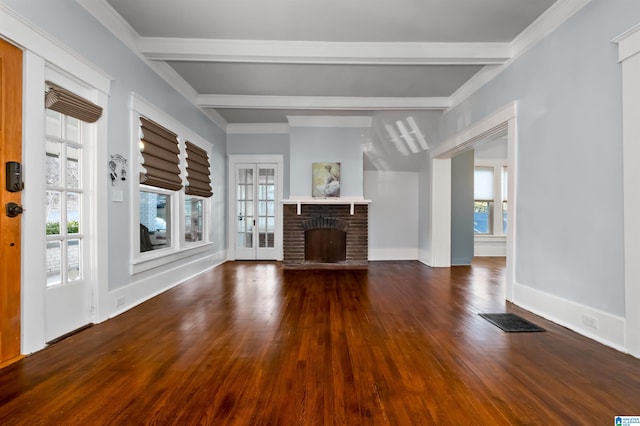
0;38;23;367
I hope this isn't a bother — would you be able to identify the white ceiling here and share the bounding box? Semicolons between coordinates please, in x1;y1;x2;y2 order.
78;0;583;170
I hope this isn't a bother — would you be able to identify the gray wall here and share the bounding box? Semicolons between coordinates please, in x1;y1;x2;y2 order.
434;0;640;315
450;150;474;265
289;126;368;197
4;0;227;290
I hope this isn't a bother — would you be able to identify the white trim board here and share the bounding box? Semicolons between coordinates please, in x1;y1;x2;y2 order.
287;115;373;128
139;38;511;65
0;3;111;93
199;95;451;111
227;123;290;135
450;0;592;108
615;24;640;358
369;248;419;261
513;282;626;353
107;251;227;319
428;101;518;304
75;0;227;130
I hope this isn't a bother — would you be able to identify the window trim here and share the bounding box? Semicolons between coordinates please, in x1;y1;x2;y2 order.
130;94;213;274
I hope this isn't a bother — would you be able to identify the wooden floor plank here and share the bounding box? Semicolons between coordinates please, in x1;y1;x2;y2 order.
1;258;639;424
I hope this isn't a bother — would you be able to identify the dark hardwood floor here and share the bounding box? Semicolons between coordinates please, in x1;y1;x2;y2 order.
1;258;639;424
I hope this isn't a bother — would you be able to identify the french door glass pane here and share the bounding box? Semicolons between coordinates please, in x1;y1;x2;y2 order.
66;147;80;189
67;239;81;282
67;192;80;233
237;167;254;249
46;191;61;235
46;241;62;287
46;143;61;186
66;117;81;143
46;110;62;137
258;167;275;248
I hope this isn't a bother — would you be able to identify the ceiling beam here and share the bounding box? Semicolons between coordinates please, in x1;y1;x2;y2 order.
197;94;452;110
139;38;511;65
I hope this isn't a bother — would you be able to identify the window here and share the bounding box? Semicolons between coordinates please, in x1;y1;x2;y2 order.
140;191;171;251
45;110;84;286
131;97;213;267
502;166;508;233
474;167;493;234
474;165;508;236
185;196;204;243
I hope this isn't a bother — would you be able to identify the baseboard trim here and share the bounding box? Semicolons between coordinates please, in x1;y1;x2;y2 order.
513;282;626;353
106;250;227;320
369;248;419;261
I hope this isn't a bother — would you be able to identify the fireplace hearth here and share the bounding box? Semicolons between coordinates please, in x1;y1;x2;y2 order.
282;199;369;269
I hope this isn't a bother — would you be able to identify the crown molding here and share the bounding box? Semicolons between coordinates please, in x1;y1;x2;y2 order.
450;0;592;108
287;116;372;128
613;23;640;62
1;3;112;93
511;0;592;59
76;0;140;53
78;0;591;126
227;123;290;134
139;38;511;65
76;0;227;129
198;94;451;110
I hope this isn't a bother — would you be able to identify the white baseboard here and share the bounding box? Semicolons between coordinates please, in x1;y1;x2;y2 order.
369;248;419;261
104;250;227;321
418;249;431;266
513;282;627;353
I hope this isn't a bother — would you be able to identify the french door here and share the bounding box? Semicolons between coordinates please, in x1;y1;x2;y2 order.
44;105;92;342
230;157;282;260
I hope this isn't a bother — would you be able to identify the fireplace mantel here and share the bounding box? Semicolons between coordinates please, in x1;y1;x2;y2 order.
282;197;371;215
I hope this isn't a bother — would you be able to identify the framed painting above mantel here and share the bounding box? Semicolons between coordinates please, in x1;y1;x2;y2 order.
312;162;340;197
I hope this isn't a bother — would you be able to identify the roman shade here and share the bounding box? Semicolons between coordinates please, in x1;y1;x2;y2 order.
185;141;213;197
139;117;183;191
45;81;103;123
474;167;494;201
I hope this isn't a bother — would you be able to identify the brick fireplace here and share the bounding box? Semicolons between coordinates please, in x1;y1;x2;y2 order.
283;200;369;269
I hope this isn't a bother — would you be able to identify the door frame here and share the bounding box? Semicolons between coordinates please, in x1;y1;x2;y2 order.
2;5;111;354
429;101;518;301
227;155;284;260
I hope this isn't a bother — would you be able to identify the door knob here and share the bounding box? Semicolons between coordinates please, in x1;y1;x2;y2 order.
6;202;24;217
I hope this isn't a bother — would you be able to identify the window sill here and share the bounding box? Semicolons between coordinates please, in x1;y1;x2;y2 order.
131;242;213;275
474;234;506;242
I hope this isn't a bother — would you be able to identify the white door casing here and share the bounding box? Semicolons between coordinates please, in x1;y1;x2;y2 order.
228;155;283;260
